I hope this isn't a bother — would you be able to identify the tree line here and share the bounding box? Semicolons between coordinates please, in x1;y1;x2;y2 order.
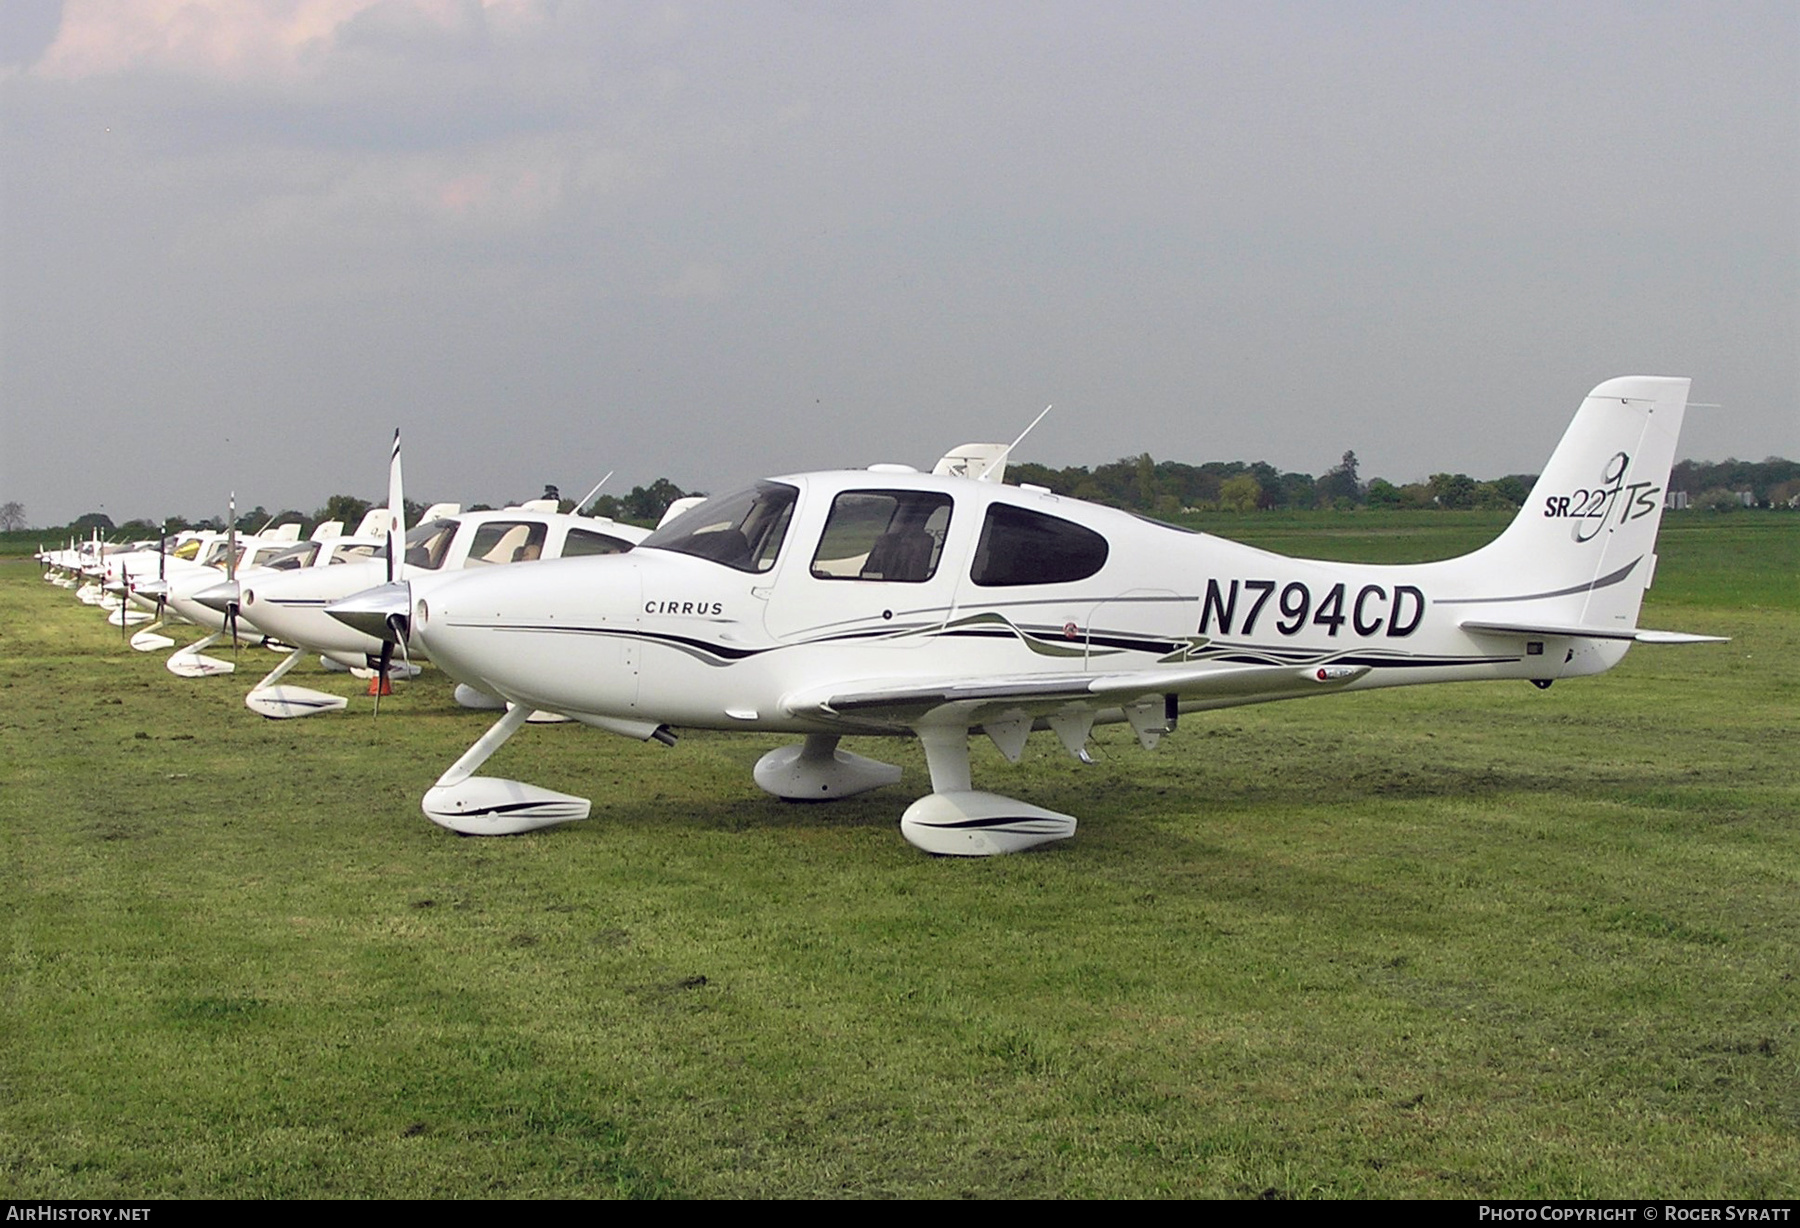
1007;451;1800;515
15;453;1799;538
1006;451;1540;515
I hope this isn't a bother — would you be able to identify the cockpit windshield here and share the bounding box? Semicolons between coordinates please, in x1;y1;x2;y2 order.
404;519;459;570
261;542;321;571
640;482;797;573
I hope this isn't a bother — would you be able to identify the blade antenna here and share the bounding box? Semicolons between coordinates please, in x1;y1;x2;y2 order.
575;471;614;515
1000;404;1054;465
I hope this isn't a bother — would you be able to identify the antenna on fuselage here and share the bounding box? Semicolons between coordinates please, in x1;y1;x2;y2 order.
1003;403;1054;466
574;471;615;515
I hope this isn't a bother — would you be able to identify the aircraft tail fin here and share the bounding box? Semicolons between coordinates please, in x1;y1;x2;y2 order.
934;443;1012;483
1444;377;1690;637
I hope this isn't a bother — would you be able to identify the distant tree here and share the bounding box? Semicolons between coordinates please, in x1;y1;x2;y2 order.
622;478;692;523
234;505;271;533
1070;477;1106;504
1470;482;1519;511
1007;462;1064;491
1694;487;1741;513
318;493;372;531
1429;473;1476;510
1317;450;1361;507
1154;460;1216;508
1364;478;1401;509
1276;471;1316;510
1396;482;1435;510
1133;453;1158;509
1245;462;1281;509
1491;475;1535;506
1219;474;1260;513
0;501;25;531
73;511;115;532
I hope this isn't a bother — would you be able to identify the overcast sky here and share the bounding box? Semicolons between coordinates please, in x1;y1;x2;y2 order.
3;0;1794;526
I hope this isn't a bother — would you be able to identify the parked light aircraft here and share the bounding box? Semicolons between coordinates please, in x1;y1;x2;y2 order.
333;377;1722;855
221;438;651;718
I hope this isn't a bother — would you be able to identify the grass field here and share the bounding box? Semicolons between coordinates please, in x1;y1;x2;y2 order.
3;513;1796;1198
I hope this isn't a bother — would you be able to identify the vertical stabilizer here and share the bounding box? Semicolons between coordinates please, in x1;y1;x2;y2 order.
1453;376;1690;634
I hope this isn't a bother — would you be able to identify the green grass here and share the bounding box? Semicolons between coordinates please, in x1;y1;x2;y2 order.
3;514;1796;1198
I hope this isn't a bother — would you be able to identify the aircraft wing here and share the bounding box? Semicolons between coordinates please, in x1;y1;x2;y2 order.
780;662;1370;729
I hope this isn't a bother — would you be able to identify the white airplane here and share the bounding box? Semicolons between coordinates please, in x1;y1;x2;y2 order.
224;438;651;718
343;376;1724;855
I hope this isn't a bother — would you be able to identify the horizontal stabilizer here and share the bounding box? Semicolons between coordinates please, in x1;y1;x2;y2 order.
1461;618;1728;644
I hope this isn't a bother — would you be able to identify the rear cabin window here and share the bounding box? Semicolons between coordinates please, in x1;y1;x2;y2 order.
562;528;634;557
811;491;952;583
970;504;1109;587
465;521;548;566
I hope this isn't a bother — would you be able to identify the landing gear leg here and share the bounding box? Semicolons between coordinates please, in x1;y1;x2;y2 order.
422;704;591;836
898;724;1076;856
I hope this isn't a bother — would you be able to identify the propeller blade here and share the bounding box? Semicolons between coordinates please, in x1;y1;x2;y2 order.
372;639;394;715
385;429;404;586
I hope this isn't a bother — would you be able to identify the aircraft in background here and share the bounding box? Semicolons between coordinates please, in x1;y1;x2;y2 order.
216;438;651;717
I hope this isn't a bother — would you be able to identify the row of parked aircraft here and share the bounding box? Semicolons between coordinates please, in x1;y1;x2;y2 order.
44;376;1723;856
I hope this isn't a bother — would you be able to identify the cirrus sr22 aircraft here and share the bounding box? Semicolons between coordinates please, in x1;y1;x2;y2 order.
340;377;1722;856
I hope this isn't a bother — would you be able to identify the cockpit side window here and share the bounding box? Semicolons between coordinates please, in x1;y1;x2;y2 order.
970;503;1109;587
404;519;459;570
640;482;798;574
563;528;634;557
464;521;548;567
811;490;952;583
